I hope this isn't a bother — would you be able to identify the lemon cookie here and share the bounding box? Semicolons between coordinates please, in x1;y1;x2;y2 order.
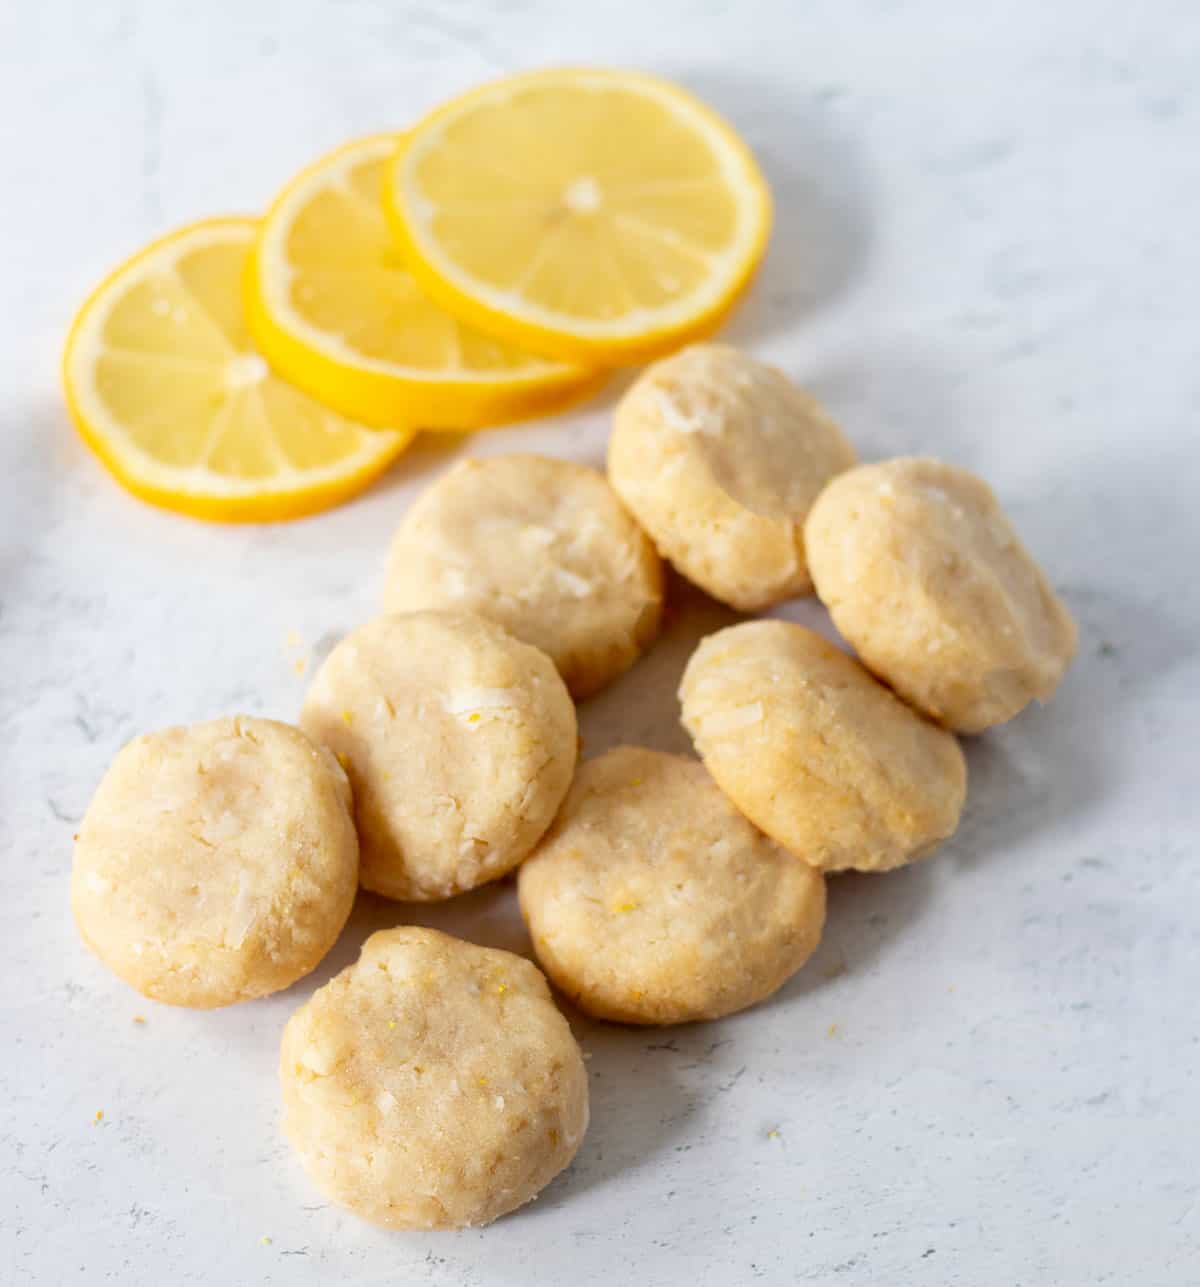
300;611;576;901
608;344;856;609
280;927;588;1230
805;458;1077;732
518;747;826;1024
680;621;966;873
383;455;664;698
71;716;358;1008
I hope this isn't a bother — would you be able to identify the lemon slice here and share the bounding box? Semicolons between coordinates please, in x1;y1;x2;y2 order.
63;218;412;522
246;134;599;430
384;68;772;366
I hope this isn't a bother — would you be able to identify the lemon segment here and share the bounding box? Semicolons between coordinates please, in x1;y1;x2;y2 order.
384;68;772;366
63;218;413;522
246;134;600;430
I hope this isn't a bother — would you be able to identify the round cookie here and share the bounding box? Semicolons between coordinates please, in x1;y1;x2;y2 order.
383;454;664;698
71;716;358;1008
518;747;826;1024
279;927;588;1230
679;621;966;873
608;343;856;610
300;611;576;901
805;457;1078;732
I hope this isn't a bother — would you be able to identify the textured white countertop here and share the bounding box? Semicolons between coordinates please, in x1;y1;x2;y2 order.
3;2;1199;1283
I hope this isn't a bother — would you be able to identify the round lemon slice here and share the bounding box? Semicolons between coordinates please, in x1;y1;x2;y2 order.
384;68;772;366
246;134;599;429
62;218;413;522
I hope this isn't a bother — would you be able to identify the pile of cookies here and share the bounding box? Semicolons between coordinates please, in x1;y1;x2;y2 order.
70;343;1076;1230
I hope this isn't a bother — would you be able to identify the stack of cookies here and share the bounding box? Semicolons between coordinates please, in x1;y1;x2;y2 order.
71;343;1076;1230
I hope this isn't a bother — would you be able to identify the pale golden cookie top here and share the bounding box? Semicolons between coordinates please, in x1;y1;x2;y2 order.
280;927;588;1230
301;610;577;901
383;454;664;697
519;747;826;1024
805;457;1077;732
609;344;856;609
71;716;358;1007
680;621;966;872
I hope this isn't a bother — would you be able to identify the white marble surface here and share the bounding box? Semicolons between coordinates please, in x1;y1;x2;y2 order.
3;1;1200;1282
